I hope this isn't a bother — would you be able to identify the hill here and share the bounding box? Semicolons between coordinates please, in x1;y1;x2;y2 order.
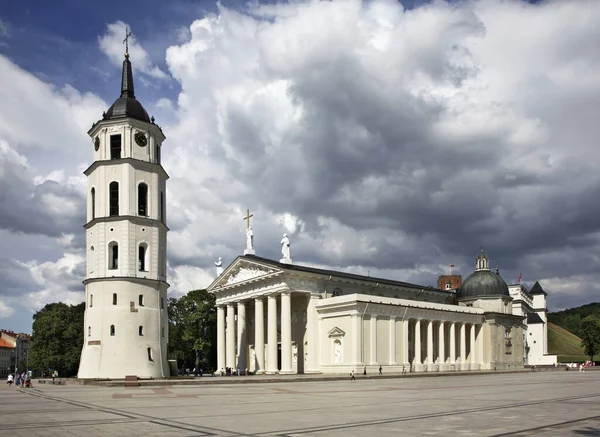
547;322;587;362
548;302;600;338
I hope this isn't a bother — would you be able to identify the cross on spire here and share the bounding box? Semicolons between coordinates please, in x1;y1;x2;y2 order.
123;27;132;58
243;209;254;229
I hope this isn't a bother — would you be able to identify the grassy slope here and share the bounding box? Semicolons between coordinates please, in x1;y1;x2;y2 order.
547;322;587;362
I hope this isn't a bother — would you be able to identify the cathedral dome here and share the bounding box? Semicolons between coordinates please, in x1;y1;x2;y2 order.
102;55;150;124
457;250;510;299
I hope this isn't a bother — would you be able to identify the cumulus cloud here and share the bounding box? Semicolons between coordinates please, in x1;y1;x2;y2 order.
0;300;14;319
98;21;169;80
3;0;600;333
160;0;600;310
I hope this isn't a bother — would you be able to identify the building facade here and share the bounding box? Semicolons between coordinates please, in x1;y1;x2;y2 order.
0;330;29;374
509;282;557;365
77;50;170;379
0;337;15;377
208;250;528;375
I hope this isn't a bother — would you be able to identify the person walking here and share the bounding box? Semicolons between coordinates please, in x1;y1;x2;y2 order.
379;366;382;375
350;370;356;381
6;374;13;386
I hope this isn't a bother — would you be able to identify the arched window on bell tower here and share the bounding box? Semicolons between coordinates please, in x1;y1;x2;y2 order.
109;182;119;216
110;135;121;160
138;243;148;272
108;241;119;270
138;183;148;216
91;188;96;219
159;191;164;222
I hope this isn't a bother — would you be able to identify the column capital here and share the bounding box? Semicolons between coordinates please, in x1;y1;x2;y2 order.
280;289;292;296
254;296;264;303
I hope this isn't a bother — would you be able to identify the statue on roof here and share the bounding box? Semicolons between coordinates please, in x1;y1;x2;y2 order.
280;233;292;263
215;257;223;276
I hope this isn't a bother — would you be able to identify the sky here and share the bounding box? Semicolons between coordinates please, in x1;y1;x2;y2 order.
0;0;599;333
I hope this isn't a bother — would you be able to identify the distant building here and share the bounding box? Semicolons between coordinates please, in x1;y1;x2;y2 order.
0;330;30;373
437;275;462;291
509;282;557;366
0;337;15;377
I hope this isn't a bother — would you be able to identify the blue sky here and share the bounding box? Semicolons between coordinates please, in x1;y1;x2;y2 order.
1;0;599;334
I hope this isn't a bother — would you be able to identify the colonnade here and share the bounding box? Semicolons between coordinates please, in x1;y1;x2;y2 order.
408;319;484;370
217;291;316;374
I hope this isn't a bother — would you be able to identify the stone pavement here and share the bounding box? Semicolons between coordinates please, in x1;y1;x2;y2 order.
1;371;599;436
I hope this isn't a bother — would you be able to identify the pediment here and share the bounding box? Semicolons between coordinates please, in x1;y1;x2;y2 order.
328;327;346;338
208;258;283;291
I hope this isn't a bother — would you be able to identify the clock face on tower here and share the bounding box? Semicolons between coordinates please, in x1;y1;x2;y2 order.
135;131;148;147
94;137;100;151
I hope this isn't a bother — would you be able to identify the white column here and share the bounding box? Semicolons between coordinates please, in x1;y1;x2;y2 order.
217;305;225;372
438;321;445;370
352;313;363;366
477;324;484;368
470;324;477;368
449;322;456;367
280;291;293;373
402;319;410;367
254;297;265;374
370;314;377;364
426;320;434;369
414;319;422;369
236;301;246;372
226;304;235;369
306;293;319;372
267;294;278;373
460;323;467;370
389;317;397;365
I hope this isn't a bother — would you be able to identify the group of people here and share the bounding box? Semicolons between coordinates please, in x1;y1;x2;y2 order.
6;372;32;388
219;367;248;376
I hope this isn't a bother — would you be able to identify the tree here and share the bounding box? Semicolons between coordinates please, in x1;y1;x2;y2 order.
29;302;85;377
168;289;217;372
580;315;600;361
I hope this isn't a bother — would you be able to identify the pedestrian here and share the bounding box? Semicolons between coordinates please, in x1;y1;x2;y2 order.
6;373;13;386
363;365;367;376
350;370;355;381
379;366;382;375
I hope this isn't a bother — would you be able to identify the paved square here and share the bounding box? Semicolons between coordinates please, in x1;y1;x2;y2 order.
1;372;599;436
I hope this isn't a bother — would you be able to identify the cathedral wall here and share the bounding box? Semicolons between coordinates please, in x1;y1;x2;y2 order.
318;314;352;369
376;317;390;364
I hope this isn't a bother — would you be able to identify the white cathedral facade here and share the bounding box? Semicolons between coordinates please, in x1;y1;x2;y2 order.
208;245;557;375
78;49;170;378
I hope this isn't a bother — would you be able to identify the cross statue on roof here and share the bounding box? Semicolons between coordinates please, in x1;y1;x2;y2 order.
123;27;132;57
243;208;253;230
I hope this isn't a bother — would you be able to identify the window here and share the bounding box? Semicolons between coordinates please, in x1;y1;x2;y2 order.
138;244;147;271
138;183;148;216
109;242;118;269
110;135;121;159
90;294;93;307
138;294;144;306
112;293;117;305
161;326;164;338
110;325;115;336
139;326;144;336
161;297;164;310
445;283;451;290
109;182;119;216
155;144;160;164
147;347;153;362
159;191;164;221
88;326;91;337
91;188;96;219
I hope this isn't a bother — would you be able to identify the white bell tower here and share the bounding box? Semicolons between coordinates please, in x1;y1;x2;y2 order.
78;43;170;378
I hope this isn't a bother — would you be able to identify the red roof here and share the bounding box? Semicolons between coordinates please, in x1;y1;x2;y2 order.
0;338;15;348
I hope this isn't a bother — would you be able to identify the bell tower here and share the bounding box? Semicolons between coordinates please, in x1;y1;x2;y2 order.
78;41;170;378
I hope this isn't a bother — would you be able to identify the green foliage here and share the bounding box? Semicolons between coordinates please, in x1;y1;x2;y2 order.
547;322;587;362
29;302;85;377
548;302;600;337
168;289;216;372
580;315;600;361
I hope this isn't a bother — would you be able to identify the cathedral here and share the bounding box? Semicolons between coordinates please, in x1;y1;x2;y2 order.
208;245;557;374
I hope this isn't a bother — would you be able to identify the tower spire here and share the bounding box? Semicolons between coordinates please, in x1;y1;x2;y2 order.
121;28;135;98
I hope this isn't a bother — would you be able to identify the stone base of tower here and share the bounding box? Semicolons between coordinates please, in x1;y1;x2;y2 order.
78;279;170;379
